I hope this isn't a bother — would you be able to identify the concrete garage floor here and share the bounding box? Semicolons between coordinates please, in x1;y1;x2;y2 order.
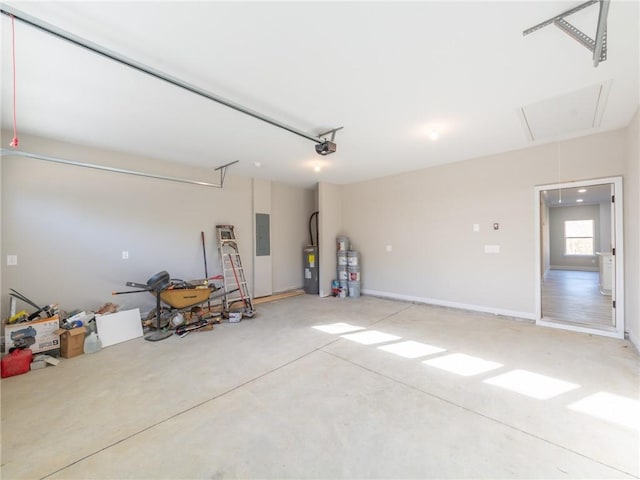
1;295;638;479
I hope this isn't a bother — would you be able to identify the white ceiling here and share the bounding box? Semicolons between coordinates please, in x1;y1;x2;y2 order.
542;183;612;206
1;1;638;187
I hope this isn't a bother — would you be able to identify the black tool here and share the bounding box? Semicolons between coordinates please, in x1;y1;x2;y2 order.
9;289;40;309
175;318;210;336
9;289;55;320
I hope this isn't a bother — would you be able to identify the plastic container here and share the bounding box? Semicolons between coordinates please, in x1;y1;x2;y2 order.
337;251;348;266
348;265;361;282
336;236;350;252
348;281;361;297
1;348;33;378
332;280;341;296
337;266;348;281
347;251;360;267
84;332;102;354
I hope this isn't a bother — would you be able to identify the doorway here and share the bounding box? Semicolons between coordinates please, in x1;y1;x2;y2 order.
534;177;624;339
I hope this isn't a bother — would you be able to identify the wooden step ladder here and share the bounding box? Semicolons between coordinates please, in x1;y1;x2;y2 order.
216;225;255;317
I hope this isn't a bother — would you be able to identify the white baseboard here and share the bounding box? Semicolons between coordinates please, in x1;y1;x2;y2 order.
536;319;624;339
550;265;598;272
627;330;640;354
361;289;535;321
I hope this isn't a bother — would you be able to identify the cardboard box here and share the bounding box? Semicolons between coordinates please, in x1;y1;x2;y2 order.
54;326;86;358
4;316;60;354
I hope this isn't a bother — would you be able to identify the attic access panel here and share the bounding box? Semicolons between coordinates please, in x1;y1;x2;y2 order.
520;80;611;141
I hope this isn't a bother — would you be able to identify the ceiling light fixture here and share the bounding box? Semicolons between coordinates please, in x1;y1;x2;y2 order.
314;164;321;173
254;161;262;168
578;188;587;193
577;198;584;202
429;129;440;140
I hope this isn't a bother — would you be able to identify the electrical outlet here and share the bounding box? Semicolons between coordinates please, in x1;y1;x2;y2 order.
122;251;129;260
473;224;480;232
386;245;393;252
7;255;17;266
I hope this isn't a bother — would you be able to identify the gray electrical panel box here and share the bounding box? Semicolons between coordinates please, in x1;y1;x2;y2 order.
256;213;270;256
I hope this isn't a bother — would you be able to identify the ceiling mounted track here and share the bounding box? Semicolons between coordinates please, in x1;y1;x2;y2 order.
0;4;341;152
523;0;610;67
0;149;236;188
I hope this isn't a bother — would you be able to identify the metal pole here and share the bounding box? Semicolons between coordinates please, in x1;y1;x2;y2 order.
523;0;598;36
554;19;596;52
592;0;610;67
1;148;228;188
0;4;323;144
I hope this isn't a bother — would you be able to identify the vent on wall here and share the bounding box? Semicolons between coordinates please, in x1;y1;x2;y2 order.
520;80;612;141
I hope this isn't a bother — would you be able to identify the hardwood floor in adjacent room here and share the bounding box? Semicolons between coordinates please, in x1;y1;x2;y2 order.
542;269;613;328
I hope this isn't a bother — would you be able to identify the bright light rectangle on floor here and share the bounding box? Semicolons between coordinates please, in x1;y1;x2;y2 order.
483;369;579;400
568;392;640;430
422;353;503;377
378;341;446;359
312;323;365;334
341;330;401;345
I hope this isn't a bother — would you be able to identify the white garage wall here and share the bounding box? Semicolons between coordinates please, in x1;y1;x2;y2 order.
625;109;640;348
2;118;637;348
271;182;315;293
318;182;343;297
341;128;628;319
0;131;313;317
252;178;272;298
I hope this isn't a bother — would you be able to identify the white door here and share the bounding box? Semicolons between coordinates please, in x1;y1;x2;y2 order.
534;177;624;339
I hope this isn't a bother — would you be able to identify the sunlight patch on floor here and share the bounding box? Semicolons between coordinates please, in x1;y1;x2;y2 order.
423;353;503;377
312;323;365;334
567;392;640;429
484;369;580;400
341;330;401;345
378;340;446;359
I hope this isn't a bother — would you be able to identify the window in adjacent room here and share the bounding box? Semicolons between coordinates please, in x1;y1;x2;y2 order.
564;219;594;255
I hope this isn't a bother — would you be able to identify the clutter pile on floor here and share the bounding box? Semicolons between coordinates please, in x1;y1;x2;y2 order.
1;273;255;379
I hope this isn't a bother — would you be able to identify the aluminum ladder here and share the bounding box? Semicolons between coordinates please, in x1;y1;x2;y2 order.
216;225;255;316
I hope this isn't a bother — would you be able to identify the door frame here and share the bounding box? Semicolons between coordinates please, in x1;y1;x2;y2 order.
534;176;624;339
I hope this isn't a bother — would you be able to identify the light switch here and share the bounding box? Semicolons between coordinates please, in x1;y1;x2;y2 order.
122;251;129;260
7;255;17;266
473;224;480;232
386;245;393;252
484;245;500;254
